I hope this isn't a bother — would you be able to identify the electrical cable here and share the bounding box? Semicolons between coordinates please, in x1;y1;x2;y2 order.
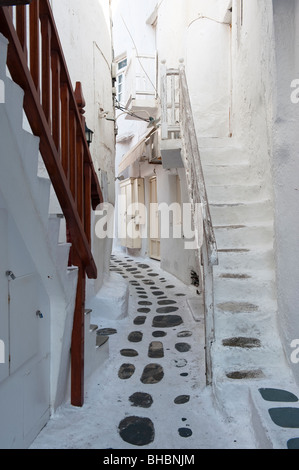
120;14;157;94
115;99;151;123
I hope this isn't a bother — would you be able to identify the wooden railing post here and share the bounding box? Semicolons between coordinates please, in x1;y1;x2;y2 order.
16;4;27;59
71;259;85;407
29;0;40;93
69;109;77;200
61;82;70;176
51;51;61;152
40;13;51;125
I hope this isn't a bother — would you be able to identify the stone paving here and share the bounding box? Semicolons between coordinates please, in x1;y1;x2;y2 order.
30;252;258;449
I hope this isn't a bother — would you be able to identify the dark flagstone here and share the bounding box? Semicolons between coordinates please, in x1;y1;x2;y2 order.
152;331;167;338
287;438;299;449
166;285;175;289
268;408;299;428
120;349;139;357
148;273;159;277
118;416;155;446
174;395;190;405
138;301;152;306
128;331;143;343
158;299;177;305
177;331;192;338
148;341;164;358
226;369;264;380
118;363;135;380
152;291;164;296
140;364;164;384
222;337;261;348
138;264;150;269
152;315;183;328
137;308;151;314
134;316;146;325
259;388;298;403
175;343;191;353
180;372;188;377
156;306;179;314
178;428;192;438
97;328;117;336
129;392;153;409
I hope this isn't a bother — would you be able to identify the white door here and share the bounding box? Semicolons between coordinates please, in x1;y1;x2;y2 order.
0;209;50;448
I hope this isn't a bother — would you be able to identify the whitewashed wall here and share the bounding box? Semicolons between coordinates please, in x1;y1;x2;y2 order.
272;0;299;385
50;0;115;292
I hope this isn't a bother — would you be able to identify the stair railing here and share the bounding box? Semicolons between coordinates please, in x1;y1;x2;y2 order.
0;0;103;407
161;62;218;385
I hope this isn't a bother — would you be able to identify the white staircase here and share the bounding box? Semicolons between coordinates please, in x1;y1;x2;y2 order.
0;33;102;448
199;140;291;393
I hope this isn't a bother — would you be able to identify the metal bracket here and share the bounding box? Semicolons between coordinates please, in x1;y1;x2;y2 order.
6;271;16;281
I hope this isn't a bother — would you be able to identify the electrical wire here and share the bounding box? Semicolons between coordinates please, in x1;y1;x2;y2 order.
115;99;151;123
121;14;157;94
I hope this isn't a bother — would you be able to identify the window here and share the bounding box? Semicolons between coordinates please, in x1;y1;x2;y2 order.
116;57;127;105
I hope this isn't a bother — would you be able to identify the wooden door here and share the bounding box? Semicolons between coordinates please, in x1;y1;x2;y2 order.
119;178;144;249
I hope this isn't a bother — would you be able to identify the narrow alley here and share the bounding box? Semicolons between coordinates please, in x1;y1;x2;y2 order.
30;252;256;450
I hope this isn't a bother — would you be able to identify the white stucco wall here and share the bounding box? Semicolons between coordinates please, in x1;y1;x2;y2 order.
50;0;115;292
272;0;299;385
230;0;275;188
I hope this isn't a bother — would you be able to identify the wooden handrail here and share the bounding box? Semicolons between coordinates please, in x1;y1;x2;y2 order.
0;0;103;407
0;2;103;276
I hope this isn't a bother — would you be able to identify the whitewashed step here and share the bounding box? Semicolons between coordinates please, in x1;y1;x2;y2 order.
56;243;71;275
36;176;51;226
206;184;265;204
1;74;24;132
48;214;62;252
203;163;253;186
199;145;249;166
214;223;274;249
217;247;276;272
210;199;273;226
21;130;40;189
214;276;276;304
0;33;8;71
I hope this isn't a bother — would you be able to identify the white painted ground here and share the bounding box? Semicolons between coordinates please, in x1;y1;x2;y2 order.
30;252;261;450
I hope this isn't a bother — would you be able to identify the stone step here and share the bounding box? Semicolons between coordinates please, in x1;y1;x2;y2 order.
214;223;274;249
206;184;265;204
214;276;276;305
217;247;275;272
20;129;40;190
1;73;24;133
210;199;273;226
36;176;51;226
199;143;249;165
203;162;254;185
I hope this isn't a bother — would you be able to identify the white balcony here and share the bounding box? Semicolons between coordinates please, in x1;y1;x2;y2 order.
124;49;158;121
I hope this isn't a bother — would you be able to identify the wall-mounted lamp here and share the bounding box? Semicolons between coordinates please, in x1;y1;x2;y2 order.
85;123;94;147
115;175;125;182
